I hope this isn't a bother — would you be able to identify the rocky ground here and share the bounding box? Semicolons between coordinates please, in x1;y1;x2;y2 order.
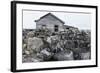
22;28;91;63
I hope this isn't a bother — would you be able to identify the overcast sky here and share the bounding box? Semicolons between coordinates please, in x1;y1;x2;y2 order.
23;10;91;30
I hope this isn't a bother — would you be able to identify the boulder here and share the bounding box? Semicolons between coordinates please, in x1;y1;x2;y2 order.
38;48;52;61
27;37;44;52
22;56;43;63
47;37;52;44
64;40;75;49
22;44;27;50
27;31;35;38
53;50;74;61
80;51;90;60
47;35;59;43
24;50;30;55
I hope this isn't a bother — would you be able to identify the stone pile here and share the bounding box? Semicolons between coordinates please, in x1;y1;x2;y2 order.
22;28;91;62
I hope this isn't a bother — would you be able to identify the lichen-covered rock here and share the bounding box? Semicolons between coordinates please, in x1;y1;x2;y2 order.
22;44;27;50
64;40;75;49
22;29;91;62
22;56;43;63
24;50;30;55
27;31;35;38
53;50;74;61
80;51;90;60
37;48;53;61
47;37;52;44
27;37;44;52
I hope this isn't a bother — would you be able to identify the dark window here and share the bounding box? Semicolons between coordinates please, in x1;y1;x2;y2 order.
54;25;59;32
66;28;69;29
42;25;46;27
42;25;46;29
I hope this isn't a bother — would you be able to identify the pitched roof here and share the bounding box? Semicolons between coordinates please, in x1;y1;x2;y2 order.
35;13;65;24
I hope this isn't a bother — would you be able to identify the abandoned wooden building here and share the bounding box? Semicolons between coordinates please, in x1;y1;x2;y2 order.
35;13;78;32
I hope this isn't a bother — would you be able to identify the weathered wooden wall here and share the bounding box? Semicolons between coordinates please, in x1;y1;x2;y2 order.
36;14;64;32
